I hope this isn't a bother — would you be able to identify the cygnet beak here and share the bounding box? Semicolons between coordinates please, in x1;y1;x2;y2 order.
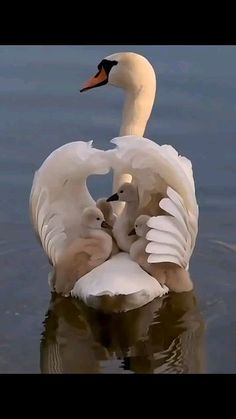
106;193;119;202
101;220;112;229
128;228;136;236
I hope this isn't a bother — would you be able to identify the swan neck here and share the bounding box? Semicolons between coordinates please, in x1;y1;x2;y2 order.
119;84;156;137
113;68;156;214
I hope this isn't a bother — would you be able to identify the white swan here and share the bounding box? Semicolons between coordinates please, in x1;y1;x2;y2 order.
30;52;199;312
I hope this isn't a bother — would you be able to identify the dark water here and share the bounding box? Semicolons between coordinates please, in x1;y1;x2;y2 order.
0;45;236;373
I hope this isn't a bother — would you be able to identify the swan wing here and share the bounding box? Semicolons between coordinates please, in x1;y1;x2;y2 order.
109;136;199;268
30;141;111;265
146;187;197;268
71;252;169;312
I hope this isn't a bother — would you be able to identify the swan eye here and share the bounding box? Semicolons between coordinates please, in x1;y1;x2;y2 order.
120;190;124;193
135;225;138;228
96;217;100;221
98;59;118;73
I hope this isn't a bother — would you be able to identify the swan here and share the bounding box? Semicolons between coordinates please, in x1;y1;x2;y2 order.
52;207;113;296
129;215;193;292
30;52;199;312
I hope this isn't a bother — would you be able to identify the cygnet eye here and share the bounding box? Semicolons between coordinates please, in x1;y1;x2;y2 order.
96;217;100;221
120;190;124;193
135;225;138;228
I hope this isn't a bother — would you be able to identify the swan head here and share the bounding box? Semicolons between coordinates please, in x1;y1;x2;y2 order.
129;215;151;237
81;207;111;230
80;52;156;93
106;182;138;203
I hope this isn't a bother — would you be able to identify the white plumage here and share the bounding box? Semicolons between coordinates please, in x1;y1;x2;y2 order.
30;141;111;266
71;252;168;312
29;51;199;312
30;136;198;311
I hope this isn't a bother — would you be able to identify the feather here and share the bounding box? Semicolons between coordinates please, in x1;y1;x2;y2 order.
30;141;111;265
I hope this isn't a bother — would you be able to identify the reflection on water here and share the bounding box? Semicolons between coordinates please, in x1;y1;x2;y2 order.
40;291;206;374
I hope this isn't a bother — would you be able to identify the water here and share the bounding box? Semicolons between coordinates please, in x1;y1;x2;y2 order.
0;45;236;373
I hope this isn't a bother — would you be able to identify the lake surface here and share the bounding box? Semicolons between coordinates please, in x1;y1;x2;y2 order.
0;45;236;373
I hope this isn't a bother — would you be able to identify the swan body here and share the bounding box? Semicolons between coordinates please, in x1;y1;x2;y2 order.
71;252;168;312
30;51;199;312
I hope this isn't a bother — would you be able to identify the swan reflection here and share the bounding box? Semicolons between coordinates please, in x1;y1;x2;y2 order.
40;291;206;374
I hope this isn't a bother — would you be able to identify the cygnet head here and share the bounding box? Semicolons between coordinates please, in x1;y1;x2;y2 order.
81;207;111;230
128;215;151;237
80;52;156;93
106;183;139;203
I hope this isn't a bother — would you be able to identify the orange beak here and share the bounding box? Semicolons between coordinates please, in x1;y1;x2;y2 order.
80;67;108;93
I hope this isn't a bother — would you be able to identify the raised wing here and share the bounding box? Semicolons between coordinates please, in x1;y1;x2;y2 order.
30;141;111;266
108;135;199;268
146;187;197;269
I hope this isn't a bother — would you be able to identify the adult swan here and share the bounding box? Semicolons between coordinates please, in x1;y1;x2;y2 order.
30;52;199;312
